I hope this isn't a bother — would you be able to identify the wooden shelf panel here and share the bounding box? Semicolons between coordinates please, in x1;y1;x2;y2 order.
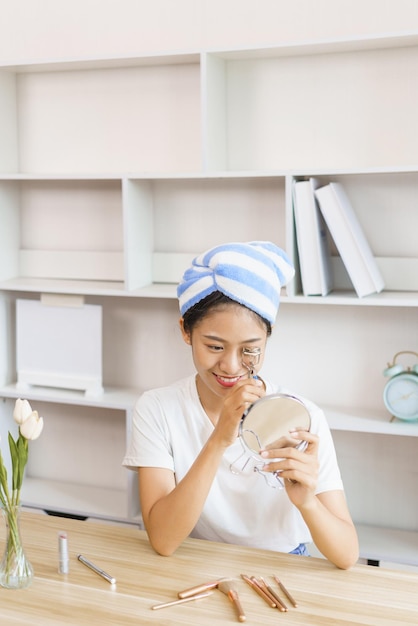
326;407;418;437
1;277;418;307
215;32;418;61
20;477;132;522
1;52;201;73
285;291;418;307
356;524;418;567
309;524;418;567
0;383;138;411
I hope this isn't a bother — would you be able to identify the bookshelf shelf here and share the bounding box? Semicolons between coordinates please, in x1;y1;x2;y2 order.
2;278;418;307
284;291;418;307
310;524;418;568
21;477;140;524
0;32;417;565
326;407;418;437
0;383;139;410
356;524;418;568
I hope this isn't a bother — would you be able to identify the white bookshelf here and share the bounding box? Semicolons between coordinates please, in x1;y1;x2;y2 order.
0;383;139;410
20;478;133;523
0;33;418;564
326;407;418;437
309;525;418;568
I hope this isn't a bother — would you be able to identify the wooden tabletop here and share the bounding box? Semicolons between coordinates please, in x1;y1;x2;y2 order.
1;511;417;625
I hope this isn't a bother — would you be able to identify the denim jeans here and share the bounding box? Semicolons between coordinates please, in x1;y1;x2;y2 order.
289;543;309;556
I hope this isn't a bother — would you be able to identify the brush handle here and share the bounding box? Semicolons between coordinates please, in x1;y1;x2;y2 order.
178;579;222;599
241;574;275;608
229;589;246;622
265;583;288;612
274;577;298;608
152;590;213;610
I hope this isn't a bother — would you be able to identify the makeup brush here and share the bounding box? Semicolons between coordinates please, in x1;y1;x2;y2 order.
151;590;213;610
218;579;246;622
178;578;226;599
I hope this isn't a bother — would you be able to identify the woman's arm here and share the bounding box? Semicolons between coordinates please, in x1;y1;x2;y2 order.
300;490;359;569
138;434;225;556
139;378;264;556
261;430;359;569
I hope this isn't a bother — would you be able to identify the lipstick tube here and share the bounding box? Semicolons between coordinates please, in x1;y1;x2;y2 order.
58;531;69;574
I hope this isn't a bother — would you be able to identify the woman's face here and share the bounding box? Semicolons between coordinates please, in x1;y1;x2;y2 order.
180;303;268;401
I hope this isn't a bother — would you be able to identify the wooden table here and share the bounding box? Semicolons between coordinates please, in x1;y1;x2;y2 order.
1;512;418;625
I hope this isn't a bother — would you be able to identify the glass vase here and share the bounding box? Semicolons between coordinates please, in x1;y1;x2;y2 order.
0;505;34;589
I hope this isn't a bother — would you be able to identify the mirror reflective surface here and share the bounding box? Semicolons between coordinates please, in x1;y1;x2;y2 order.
230;393;311;488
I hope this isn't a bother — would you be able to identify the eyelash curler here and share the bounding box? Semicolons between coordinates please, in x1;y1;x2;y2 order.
242;347;261;378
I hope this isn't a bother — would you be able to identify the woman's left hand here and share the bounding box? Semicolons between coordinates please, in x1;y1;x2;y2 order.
260;430;319;508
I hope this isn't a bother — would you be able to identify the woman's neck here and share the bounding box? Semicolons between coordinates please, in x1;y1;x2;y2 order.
195;375;222;425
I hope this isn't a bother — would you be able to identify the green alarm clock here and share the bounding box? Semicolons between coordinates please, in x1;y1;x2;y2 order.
383;351;418;421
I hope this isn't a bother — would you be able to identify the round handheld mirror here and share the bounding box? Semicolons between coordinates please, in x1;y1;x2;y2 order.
233;393;311;488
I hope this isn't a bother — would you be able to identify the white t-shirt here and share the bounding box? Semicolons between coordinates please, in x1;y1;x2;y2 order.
123;375;343;553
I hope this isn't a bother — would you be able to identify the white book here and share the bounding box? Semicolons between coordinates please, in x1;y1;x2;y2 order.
293;177;333;296
315;182;385;297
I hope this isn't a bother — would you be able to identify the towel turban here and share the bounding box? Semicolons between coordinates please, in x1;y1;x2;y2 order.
177;241;295;324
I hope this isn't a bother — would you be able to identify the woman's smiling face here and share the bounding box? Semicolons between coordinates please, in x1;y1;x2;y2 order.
180;302;268;402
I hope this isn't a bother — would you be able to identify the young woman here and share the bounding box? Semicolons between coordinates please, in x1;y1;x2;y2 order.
123;241;359;569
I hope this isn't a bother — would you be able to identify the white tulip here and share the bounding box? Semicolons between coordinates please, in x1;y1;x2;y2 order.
19;410;44;441
13;398;33;425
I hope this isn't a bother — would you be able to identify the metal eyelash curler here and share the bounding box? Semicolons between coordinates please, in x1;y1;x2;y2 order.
242;347;261;378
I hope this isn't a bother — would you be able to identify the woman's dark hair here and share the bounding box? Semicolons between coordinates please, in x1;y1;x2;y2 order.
181;291;272;336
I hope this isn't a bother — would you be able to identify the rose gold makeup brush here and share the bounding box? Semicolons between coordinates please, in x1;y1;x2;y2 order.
177;578;227;599
218;579;246;622
151;590;214;610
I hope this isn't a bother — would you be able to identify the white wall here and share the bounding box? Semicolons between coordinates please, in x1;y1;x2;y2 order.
1;0;418;63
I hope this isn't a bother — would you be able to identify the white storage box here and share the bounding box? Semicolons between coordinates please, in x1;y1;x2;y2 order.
16;297;103;396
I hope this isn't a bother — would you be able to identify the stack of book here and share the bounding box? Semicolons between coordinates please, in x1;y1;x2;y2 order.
293;178;385;298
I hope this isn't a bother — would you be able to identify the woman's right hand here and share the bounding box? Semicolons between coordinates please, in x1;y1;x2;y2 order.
213;377;265;447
